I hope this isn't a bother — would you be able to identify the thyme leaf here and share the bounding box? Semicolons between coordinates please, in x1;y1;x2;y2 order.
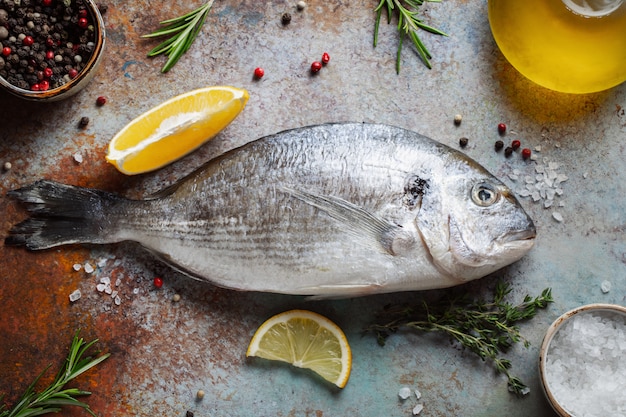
143;1;214;73
0;331;110;417
373;0;447;72
364;282;554;396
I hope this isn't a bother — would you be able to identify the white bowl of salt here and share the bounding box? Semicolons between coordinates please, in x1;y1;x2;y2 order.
539;304;626;417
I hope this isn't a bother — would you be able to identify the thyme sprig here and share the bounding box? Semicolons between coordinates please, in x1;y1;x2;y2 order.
143;1;214;73
365;282;553;396
374;0;448;72
0;331;110;417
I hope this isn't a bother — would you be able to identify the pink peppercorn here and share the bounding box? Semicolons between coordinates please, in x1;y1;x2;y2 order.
310;61;322;73
96;96;107;106
521;148;532;159
497;123;506;135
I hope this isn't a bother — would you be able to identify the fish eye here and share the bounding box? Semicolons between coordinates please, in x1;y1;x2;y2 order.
471;182;499;207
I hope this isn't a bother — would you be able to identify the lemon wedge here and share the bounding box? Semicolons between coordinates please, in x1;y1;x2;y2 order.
106;86;249;175
246;310;352;388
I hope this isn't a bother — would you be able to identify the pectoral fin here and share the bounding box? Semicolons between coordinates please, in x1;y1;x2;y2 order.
280;187;416;256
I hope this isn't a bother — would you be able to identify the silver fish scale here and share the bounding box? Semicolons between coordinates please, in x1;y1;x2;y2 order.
116;124;443;289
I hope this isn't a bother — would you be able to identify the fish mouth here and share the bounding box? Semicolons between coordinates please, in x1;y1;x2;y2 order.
502;226;537;244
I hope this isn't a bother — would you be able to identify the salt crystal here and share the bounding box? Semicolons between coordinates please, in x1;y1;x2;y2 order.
133;288;140;295
532;192;541;202
73;263;82;271
508;173;519;181
412;404;424;415
414;389;422;400
84;262;94;273
518;189;531;197
530;154;537;161
73;153;83;163
552;212;563;222
96;283;107;292
601;280;611;294
534;145;542;152
69;289;81;302
97;258;107;268
398;387;411;400
545;310;626;417
111;290;118;298
583;172;588;179
100;276;111;285
115;278;122;287
525;176;535;184
114;295;122;305
544;200;553;209
105;286;112;295
555;188;564;196
548;161;559;170
535;165;545;174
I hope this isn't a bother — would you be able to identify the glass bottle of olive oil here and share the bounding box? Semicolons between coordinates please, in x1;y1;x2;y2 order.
488;0;626;93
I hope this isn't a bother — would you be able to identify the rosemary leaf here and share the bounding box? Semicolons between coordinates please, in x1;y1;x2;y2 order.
142;1;214;73
365;282;554;396
0;331;110;417
374;0;447;72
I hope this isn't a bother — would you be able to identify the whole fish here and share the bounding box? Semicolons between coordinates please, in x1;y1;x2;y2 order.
5;123;535;297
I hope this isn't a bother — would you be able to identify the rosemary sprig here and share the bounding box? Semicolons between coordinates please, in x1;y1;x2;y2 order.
374;0;448;72
0;331;110;417
143;1;214;73
365;282;553;396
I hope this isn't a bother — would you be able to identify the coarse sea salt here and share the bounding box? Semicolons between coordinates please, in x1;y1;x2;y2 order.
398;387;412;400
69;289;81;302
545;310;626;417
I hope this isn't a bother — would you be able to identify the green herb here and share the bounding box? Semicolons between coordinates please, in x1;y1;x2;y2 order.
0;331;110;417
143;1;214;73
374;0;448;72
365;282;553;396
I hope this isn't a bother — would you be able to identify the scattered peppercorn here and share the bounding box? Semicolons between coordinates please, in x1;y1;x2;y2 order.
497;123;507;135
153;277;163;288
504;146;513;157
2;161;11;172
495;140;504;151
281;12;291;25
521;148;532;159
253;67;264;79
172;293;181;302
196;390;205;400
297;1;307;11
96;95;107;106
459;137;468;147
310;61;322;73
511;139;521;150
186;412;195;417
321;52;330;65
78;116;90;128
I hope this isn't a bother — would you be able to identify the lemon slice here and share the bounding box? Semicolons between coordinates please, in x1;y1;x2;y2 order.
246;310;352;388
106;86;249;175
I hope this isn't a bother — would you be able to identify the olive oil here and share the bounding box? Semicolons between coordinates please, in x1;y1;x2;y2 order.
488;0;626;93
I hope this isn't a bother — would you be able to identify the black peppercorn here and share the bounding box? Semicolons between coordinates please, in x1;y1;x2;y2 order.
459;137;469;148
495;140;504;151
186;411;194;417
281;12;291;25
504;146;513;157
78;116;90;128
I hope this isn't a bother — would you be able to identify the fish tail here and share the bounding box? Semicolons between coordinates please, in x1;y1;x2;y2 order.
5;180;127;250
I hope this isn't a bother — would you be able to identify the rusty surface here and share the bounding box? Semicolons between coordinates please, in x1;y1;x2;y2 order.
1;1;625;416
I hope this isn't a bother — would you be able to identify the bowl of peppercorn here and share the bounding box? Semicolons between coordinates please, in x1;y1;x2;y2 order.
0;0;105;101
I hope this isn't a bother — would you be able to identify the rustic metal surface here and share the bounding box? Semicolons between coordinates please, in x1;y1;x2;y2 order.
1;1;625;416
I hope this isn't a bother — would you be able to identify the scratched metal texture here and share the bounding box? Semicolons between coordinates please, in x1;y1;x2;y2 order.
0;1;625;416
